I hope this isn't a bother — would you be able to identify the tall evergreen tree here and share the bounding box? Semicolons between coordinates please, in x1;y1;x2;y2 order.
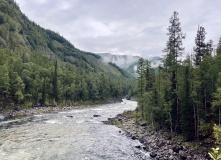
137;58;145;118
180;57;194;140
164;11;185;131
137;58;145;97
41;78;46;105
53;60;58;103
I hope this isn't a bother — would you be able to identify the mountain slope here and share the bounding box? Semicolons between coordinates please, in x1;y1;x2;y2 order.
0;0;135;110
0;0;132;78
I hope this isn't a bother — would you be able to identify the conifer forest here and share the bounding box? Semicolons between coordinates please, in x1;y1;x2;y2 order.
1;1;221;159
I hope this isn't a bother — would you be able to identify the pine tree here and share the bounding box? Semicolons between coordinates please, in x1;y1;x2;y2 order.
41;78;46;105
194;26;207;65
180;57;194;139
53;60;58;102
137;58;145;97
217;36;221;55
144;60;154;92
137;58;145;118
164;11;185;131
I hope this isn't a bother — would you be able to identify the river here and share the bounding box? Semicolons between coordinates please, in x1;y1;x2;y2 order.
0;99;151;160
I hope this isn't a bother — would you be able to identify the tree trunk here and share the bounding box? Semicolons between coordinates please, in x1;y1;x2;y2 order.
170;113;173;133
196;105;200;140
219;106;220;126
204;87;207;113
193;103;197;137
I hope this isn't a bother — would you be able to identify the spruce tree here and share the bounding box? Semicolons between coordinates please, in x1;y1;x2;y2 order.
164;11;185;131
206;39;213;55
137;58;145;118
53;60;58;103
217;36;221;55
180;57;194;140
41;78;46;105
137;58;145;97
194;26;207;65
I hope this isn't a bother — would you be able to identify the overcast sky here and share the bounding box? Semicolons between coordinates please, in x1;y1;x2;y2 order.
16;0;221;58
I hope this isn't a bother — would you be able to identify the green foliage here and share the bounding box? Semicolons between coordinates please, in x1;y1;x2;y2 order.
212;124;221;144
209;148;221;160
194;26;207;65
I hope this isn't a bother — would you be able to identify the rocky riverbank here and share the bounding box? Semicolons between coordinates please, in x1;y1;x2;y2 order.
0;99;121;121
0;106;81;121
107;111;212;160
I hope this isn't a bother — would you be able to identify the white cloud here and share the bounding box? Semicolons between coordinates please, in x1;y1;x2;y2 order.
16;0;221;58
71;17;112;38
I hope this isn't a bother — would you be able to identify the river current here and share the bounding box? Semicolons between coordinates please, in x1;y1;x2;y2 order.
0;99;150;160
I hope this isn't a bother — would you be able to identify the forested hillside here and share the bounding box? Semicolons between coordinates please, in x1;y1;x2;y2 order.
136;11;221;142
0;0;135;111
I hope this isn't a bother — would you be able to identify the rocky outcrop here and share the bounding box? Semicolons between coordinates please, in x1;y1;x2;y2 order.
108;113;211;160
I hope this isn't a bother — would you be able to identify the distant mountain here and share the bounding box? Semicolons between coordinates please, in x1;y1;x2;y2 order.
98;53;163;77
99;53;140;68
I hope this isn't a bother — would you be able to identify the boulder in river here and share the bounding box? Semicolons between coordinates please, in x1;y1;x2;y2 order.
150;151;157;158
134;145;141;149
93;115;101;117
0;115;5;121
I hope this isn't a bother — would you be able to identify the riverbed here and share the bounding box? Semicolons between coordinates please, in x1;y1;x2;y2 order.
0;99;150;160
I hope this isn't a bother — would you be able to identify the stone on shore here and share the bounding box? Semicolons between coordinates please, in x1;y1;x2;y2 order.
106;111;209;160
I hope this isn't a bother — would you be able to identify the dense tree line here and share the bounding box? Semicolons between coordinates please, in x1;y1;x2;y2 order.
0;48;134;110
136;11;221;141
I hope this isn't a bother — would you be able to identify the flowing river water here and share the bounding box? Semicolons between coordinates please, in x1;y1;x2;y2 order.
0;99;151;160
